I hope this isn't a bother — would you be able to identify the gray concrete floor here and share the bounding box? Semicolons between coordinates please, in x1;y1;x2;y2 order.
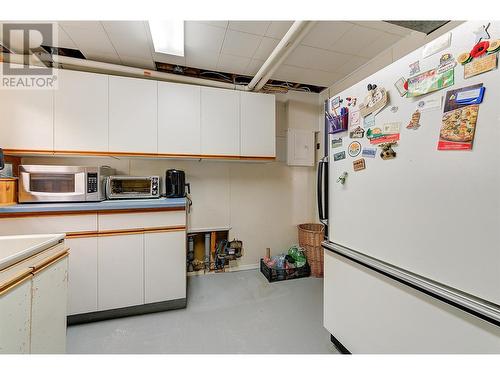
67;270;337;354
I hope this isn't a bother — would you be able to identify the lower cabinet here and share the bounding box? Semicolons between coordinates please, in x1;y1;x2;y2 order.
144;231;186;303
0;279;32;354
30;257;68;354
98;234;144;311
67;237;98;315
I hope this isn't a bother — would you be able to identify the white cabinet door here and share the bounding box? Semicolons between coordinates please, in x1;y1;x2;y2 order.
0;279;32;354
0;64;53;151
67;237;98;315
201;87;240;156
240;91;276;157
98;234;144;310
30;257;68;354
287;129;315;166
158;82;201;155
54;69;109;152
109;76;158;153
144;231;186;303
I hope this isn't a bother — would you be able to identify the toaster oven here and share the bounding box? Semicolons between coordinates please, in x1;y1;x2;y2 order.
105;176;160;199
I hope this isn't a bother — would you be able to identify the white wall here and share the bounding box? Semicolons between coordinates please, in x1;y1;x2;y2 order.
22;91;320;269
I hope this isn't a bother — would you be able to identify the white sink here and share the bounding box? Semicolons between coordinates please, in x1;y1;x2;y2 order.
0;233;65;271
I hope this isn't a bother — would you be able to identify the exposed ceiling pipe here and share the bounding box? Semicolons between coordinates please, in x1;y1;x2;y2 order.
1;53;244;90
247;21;316;92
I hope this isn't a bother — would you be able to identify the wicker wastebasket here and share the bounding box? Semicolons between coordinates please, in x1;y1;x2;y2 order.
298;223;325;277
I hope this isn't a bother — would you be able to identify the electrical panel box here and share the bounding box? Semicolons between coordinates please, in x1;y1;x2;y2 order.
287;129;315;167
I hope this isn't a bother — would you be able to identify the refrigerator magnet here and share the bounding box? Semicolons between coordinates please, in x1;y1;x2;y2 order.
348;141;362;157
353;158;366;172
333;151;346;161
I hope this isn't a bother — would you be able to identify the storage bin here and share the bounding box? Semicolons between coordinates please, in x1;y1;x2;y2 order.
260;259;310;282
298;223;325;277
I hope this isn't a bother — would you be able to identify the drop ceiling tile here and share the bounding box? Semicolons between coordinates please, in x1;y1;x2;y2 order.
266;21;293;39
329;24;385;55
228;21;271;36
185;21;226;53
350;21;414;36
58;21;102;30
356;32;402;58
245;58;264;75
62;24;118;55
221;29;261;58
198;21;228;29
253;37;279;60
152;52;186;66
106;29;152;60
217;53;251;75
101;21;148;35
301;21;353;50
285;45;350;73
334;55;369;75
185;50;219;70
56;26;77;49
118;55;155;69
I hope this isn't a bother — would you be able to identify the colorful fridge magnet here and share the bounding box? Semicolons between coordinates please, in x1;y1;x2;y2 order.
359;85;388;118
348;141;361;157
407;67;454;97
349;109;361;128
394;77;407;96
331;137;343;148
473;23;490;44
333;151;346;161
407;109;421;130
366;122;401;144
436;53;457;74
331;96;341;109
363;113;375;128
325;100;348;134
409;60;420;76
464;52;497;79
349;126;365;139
353;158;366;172
378;142;397;160
337;172;348;185
487;39;500;54
362;147;377;158
438;83;483;151
346;97;357;107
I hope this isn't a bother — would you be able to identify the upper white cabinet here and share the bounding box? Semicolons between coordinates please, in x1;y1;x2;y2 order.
109;76;157;153
158;82;201;155
55;69;108;152
287;129;315;166
201;87;240;156
0;64;54;151
240;91;276;157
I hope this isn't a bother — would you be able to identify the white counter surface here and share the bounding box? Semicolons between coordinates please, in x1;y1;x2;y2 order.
0;233;65;271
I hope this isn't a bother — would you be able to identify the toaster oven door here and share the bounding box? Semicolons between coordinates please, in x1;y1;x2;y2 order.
106;177;156;199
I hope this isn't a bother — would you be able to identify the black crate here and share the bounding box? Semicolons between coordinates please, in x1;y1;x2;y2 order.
260;259;310;282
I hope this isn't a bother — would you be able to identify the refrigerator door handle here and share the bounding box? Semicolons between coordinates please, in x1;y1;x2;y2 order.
317;158;328;225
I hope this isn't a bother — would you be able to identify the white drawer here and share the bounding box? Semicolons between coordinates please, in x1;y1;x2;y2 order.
98;210;185;231
0;214;97;236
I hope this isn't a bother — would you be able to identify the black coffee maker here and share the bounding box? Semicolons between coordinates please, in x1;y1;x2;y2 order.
165;169;190;198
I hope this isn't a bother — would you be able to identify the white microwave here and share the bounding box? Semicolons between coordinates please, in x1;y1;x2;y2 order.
18;165;114;203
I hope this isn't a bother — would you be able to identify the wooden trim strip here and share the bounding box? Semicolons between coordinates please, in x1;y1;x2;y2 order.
3;149;276;161
31;250;69;275
0;273;32;297
66;225;186;239
0;205;185;219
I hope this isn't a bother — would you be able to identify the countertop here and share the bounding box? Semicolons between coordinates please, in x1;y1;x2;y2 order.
0;197;186;215
0;233;65;271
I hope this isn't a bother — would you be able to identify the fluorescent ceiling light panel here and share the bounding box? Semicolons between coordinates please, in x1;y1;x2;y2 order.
149;20;184;56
